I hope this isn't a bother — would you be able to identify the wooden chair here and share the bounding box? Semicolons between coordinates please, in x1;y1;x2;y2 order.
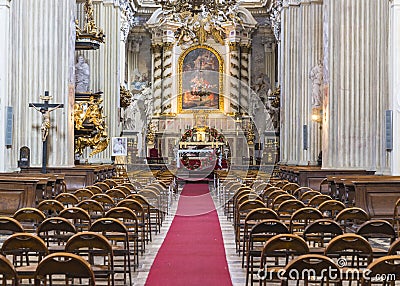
303;219;343;252
55;193;79;208
65;232;114;286
356;220;396;257
335;207;370;232
245;219;289;286
325;233;373;284
281;182;300;195
85;185;103;194
114;186;132;196
299;190;321;204
308;194;332;208
36;217;77;253
388;237;400;255
34;252;95;286
318;199;346;218
90;218;132;286
37;199;65;217
117;199;149;247
280;254;342;285
0;254;19;286
13;208;46;233
59;207;91;232
292;187;315;199
271;194;296;210
105;206;140;268
289;207;323;234
393;197;400;237
91;193;115;212
73;188;94;201
235;200;266;253
105;188;127;204
0;217;24;235
138;189;163;234
259;234;309;286
94;181;111;192
77;199;105;221
276;199;306;224
1;233;48;282
265;190;287;208
241;208;278;267
260;186;282;202
361;255;400;285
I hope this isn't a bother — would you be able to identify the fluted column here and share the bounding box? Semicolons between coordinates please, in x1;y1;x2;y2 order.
161;42;173;114
229;42;240;113
280;0;301;165
0;0;11;171
280;0;323;165
152;43;163;115
9;0;75;168
240;44;250;113
389;0;400;175
302;0;323;165
322;0;389;172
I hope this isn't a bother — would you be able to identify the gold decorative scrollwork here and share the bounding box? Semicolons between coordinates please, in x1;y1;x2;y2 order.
76;0;106;44
120;85;132;108
74;95;109;157
146;121;157;144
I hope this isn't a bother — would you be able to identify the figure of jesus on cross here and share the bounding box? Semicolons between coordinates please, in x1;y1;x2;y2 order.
29;91;64;173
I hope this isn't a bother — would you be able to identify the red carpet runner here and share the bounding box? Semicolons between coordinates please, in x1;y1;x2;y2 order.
145;183;232;286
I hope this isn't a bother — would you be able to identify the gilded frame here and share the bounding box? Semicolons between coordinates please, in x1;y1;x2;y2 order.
178;45;224;113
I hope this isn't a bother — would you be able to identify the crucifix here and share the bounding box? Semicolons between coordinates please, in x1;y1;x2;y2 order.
29;91;64;173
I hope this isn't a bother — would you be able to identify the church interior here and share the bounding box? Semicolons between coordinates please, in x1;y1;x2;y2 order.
0;0;400;285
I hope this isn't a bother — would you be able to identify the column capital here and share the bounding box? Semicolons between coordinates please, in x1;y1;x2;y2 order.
0;0;11;7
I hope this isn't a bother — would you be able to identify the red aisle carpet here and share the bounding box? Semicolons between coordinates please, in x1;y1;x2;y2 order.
145;183;232;286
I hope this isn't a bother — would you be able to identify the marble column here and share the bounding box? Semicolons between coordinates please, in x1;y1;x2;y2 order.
389;0;400;175
78;0;121;162
0;0;11;171
322;0;389;172
152;43;163;115
161;42;173;114
9;0;76;168
280;0;323;165
229;42;240;113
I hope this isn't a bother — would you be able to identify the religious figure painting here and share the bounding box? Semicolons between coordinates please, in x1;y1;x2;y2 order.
180;47;221;112
112;137;127;156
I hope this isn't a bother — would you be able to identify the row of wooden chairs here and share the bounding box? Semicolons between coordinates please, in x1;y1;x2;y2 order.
0;217;132;286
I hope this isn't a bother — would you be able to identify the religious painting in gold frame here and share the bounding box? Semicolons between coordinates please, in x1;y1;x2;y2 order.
178;45;224;113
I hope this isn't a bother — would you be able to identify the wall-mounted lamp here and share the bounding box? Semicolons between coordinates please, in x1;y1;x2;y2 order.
311;108;322;123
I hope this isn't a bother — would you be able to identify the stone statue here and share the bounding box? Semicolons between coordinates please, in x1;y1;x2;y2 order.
309;60;323;108
252;73;272;104
75;55;90;93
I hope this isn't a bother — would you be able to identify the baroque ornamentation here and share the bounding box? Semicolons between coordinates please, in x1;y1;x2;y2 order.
76;0;106;44
269;0;283;42
146;121;157;144
120;85;133;108
119;0;137;42
74;95;109;157
155;0;243;46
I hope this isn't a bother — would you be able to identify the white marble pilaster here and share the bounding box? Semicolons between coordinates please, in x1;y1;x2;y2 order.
9;0;76;168
240;44;250;113
322;0;389;172
389;0;400;175
0;0;11;171
263;37;276;88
